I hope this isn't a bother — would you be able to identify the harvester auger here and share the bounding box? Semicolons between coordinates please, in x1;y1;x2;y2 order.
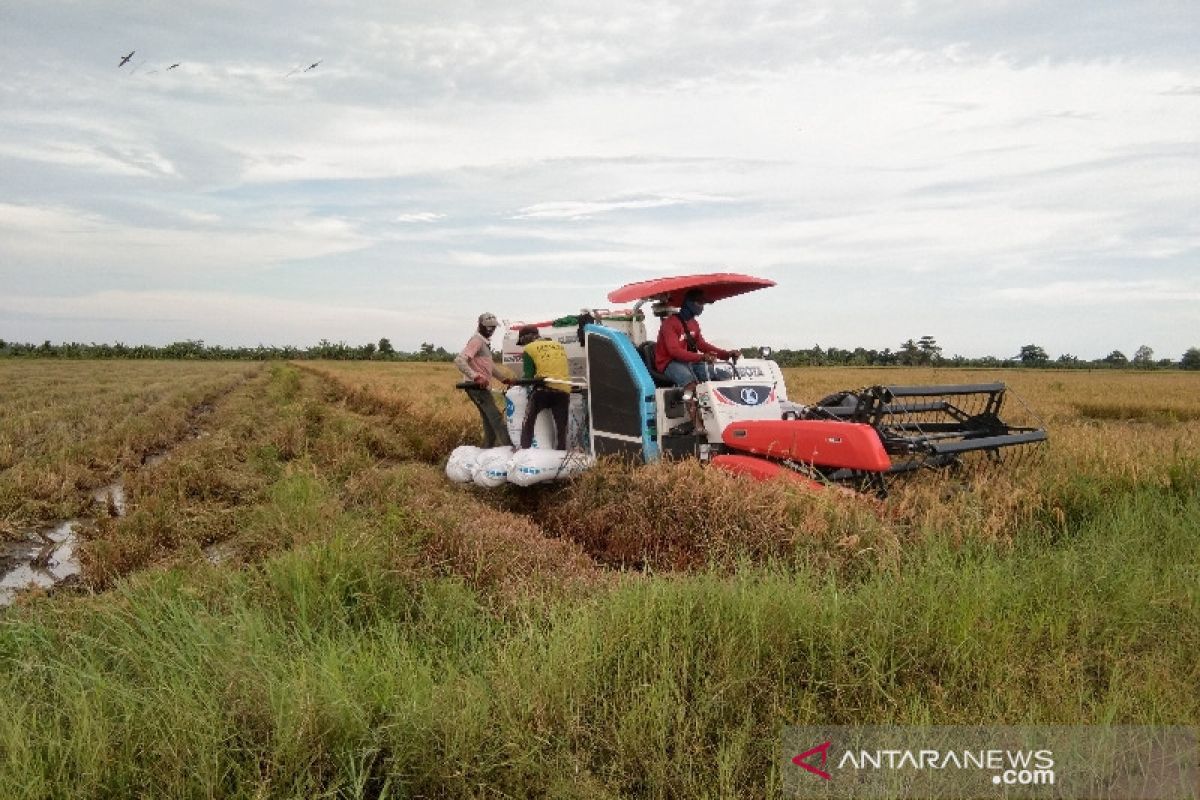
448;273;1048;496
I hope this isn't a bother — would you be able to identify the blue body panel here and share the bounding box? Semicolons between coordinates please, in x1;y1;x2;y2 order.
583;324;660;463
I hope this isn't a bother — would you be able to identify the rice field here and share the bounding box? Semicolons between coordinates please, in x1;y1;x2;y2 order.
0;359;1197;798
0;360;257;531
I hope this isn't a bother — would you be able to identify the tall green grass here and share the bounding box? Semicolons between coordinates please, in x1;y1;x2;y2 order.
2;478;1195;798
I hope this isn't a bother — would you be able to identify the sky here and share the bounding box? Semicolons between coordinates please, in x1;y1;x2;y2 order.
1;1;1197;360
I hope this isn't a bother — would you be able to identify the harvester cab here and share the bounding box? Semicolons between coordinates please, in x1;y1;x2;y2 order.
585;273;790;462
452;273;1047;495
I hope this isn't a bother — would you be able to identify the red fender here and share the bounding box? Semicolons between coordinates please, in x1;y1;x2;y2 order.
710;454;824;490
721;419;891;472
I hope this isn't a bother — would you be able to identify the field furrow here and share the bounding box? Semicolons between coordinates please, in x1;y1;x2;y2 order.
0;361;260;531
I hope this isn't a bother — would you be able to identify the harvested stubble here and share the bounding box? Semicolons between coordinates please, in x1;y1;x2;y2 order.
524;458;895;574
301;362;1200;574
298;361;480;462
77;364;600;607
0;360;256;531
344;462;603;605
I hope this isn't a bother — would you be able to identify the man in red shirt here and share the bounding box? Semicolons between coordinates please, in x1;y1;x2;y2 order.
654;289;738;386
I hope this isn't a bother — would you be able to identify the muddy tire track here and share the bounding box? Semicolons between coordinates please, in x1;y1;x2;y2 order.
1;366;263;606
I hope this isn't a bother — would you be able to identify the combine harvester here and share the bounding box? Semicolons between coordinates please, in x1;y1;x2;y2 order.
448;274;1047;496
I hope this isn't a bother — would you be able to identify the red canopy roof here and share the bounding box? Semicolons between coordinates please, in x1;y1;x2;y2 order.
607;273;776;306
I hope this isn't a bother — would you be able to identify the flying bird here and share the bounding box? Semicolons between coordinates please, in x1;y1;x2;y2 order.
286;59;323;77
118;50;135;67
167;63;180;70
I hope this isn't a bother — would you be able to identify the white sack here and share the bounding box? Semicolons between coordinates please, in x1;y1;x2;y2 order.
472;446;515;488
445;445;482;483
507;449;595;487
503;386;555;449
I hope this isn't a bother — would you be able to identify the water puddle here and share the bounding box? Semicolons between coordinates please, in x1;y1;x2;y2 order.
0;518;83;604
2;445;193;606
203;540;237;565
0;480;122;606
0;391;236;607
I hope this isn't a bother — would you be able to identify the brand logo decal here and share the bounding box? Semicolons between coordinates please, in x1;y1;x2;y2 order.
792;741;833;781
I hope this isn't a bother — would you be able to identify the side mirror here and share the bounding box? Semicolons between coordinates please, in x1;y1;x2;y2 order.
759;346;773;359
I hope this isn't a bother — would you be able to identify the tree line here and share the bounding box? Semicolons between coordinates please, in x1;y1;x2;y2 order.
755;337;1200;370
2;335;1199;370
0;338;455;362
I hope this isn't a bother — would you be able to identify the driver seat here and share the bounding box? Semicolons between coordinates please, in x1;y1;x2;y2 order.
637;341;675;387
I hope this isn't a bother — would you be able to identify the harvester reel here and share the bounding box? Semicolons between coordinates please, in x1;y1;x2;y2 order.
804;382;1047;480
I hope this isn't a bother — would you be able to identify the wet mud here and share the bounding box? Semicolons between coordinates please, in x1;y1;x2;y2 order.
0;483;116;605
1;399;221;607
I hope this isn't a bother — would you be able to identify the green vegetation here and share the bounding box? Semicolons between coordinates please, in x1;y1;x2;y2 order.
3;336;1200;369
0;338;456;362
0;362;1197;798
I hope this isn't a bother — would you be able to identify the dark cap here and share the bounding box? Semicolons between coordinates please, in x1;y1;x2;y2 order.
517;325;540;343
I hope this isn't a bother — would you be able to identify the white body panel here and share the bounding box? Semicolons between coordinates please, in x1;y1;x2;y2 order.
652;358;788;445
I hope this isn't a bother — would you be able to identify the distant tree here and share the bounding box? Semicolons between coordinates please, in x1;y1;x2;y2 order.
377;337;395;357
1056;353;1079;365
898;338;922;366
1182;347;1200;371
917;335;942;364
1102;350;1128;366
161;340;205;359
1131;345;1155;368
1018;344;1050;366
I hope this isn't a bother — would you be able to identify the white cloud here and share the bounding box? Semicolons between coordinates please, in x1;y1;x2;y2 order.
996;280;1200;306
0;203;371;272
0;291;453;348
512;193;733;220
395;212;446;223
1;1;1197;357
